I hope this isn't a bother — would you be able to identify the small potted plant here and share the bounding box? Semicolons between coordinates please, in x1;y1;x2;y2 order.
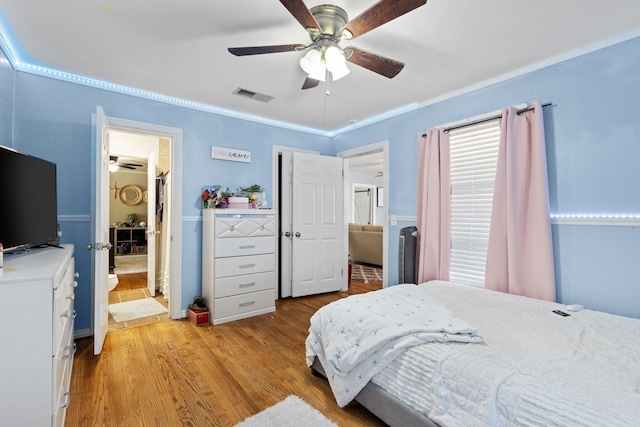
125;213;138;226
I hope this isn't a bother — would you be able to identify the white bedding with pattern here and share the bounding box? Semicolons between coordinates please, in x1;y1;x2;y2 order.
366;281;640;426
305;284;484;407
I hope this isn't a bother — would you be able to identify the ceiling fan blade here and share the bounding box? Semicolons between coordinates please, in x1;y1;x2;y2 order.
339;0;427;39
120;162;143;167
118;164;137;170
302;77;320;90
345;46;404;78
228;44;305;56
279;0;321;33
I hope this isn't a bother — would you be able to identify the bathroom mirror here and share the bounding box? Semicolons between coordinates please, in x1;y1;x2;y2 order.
119;184;143;206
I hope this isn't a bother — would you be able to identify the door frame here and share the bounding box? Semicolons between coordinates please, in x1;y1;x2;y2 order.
95;113;183;319
337;140;389;289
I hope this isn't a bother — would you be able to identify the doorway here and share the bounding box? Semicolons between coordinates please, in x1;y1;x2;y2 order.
92;108;183;354
338;141;389;290
107;130;171;331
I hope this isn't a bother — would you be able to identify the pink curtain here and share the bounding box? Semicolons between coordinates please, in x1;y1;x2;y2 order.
485;101;556;301
416;129;451;283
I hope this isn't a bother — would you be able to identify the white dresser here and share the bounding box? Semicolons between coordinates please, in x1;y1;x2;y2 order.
0;245;76;427
202;209;276;325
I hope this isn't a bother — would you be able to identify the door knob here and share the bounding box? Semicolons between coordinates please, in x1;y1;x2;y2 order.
295;232;301;238
87;242;112;250
284;231;292;237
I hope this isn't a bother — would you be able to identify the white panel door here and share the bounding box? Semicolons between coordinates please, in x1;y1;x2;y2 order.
291;152;343;297
93;107;110;355
147;152;157;296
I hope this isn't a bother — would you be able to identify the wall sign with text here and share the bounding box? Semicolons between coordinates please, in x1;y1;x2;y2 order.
211;146;251;163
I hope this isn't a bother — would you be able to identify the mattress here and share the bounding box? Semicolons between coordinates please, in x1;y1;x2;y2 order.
369;281;640;426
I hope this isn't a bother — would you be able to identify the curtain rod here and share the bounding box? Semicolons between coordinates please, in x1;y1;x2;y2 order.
421;103;552;138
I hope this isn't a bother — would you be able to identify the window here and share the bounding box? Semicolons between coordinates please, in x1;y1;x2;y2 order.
449;119;500;286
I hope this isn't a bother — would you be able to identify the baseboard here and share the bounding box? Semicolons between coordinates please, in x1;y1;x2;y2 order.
74;328;92;339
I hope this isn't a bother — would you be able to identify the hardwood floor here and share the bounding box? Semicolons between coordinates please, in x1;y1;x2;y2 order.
68;280;386;426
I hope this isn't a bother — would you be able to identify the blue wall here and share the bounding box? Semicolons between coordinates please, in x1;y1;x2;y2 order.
4;35;640;329
333;36;640;318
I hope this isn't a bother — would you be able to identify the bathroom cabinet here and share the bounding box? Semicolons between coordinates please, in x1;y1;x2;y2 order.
0;245;77;426
202;209;276;325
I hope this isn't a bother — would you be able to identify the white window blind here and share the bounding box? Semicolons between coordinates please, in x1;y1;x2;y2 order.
449;119;500;286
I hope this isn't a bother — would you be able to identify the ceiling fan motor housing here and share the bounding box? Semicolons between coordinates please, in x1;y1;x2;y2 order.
309;5;349;39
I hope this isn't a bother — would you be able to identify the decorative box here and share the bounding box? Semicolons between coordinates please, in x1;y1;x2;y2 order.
227;196;249;209
187;309;209;325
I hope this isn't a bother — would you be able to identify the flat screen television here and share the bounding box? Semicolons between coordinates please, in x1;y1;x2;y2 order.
0;146;58;252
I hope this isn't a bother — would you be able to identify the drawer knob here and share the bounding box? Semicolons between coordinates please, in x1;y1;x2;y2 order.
61;309;77;319
62;343;77;359
239;301;256;308
239;245;255;250
239;282;256;288
61;391;71;409
239;263;256;269
229;226;235;231
260;225;265;230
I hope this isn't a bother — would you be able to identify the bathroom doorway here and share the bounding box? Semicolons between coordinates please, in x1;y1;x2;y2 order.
107;130;172;331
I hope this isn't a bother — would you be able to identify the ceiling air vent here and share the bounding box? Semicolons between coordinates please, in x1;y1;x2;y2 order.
233;87;274;103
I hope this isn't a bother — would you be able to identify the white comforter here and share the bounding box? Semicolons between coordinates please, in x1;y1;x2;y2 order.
372;281;640;426
305;284;484;407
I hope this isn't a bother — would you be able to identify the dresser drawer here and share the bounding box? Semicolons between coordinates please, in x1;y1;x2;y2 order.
215;271;274;298
53;276;75;354
215;236;274;258
214;216;276;238
215;254;275;278
214;289;275;319
53;322;76;425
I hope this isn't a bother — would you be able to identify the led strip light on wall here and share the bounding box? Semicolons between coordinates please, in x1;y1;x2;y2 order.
550;214;640;227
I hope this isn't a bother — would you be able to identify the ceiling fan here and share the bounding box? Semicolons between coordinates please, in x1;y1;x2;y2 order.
109;156;144;171
228;0;428;89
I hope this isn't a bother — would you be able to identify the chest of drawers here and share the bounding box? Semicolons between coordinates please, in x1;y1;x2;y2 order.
202;209;276;324
0;245;76;427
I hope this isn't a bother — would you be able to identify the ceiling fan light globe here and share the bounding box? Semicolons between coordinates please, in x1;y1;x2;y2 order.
325;46;344;68
324;45;350;81
299;49;322;74
308;67;326;82
108;163;120;173
300;48;327;81
330;64;350;81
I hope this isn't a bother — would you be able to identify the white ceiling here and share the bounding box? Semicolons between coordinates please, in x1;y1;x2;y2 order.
1;1;639;132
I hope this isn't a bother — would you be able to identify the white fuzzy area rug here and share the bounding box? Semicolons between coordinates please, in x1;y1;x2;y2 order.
108;298;167;323
114;254;148;274
235;396;338;427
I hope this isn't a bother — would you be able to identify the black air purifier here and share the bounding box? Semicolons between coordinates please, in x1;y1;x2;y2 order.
398;226;418;284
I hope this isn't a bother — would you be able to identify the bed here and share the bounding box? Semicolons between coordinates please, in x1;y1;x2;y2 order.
306;281;640;426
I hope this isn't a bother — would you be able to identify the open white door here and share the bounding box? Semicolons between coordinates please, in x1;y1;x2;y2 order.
146;152;157;296
291;152;344;297
92;107;110;355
